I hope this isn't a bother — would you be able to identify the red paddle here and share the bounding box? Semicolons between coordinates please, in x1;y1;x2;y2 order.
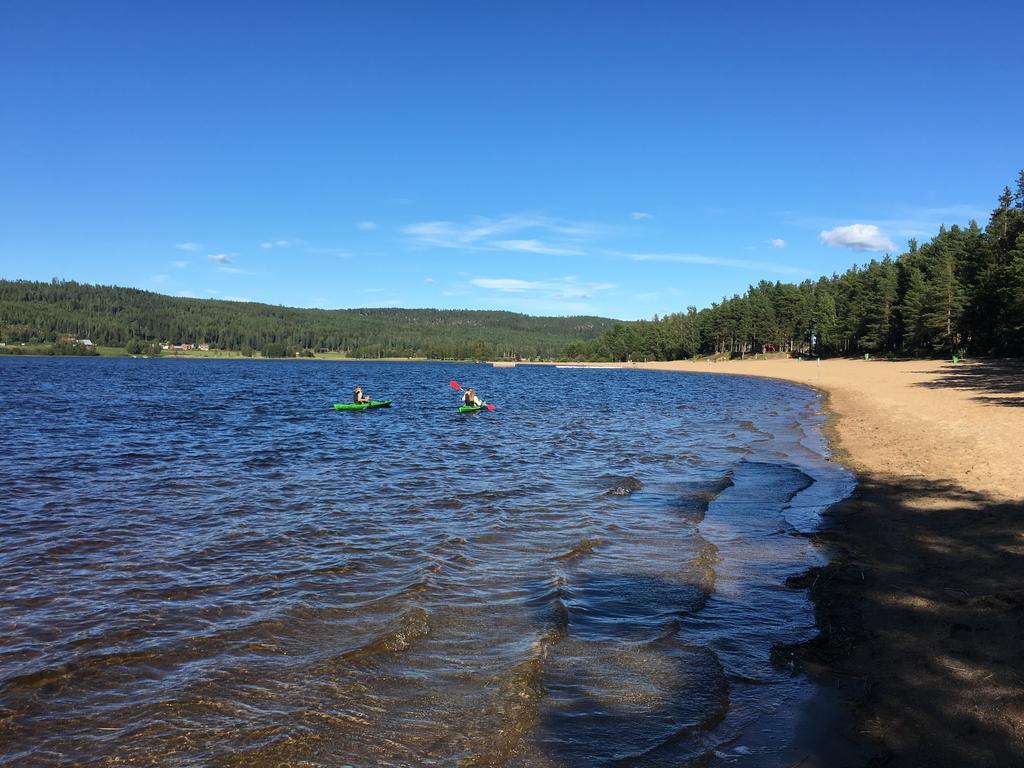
448;380;496;410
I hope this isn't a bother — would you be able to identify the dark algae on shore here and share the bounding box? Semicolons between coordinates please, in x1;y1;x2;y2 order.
0;358;861;766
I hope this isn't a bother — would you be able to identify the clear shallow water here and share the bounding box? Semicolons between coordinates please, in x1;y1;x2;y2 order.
0;358;853;766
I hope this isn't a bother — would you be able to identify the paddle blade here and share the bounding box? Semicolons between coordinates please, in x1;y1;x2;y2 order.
486;404;496;411
449;380;462;391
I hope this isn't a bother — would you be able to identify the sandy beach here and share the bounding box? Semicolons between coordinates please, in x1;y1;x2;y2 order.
635;357;1024;765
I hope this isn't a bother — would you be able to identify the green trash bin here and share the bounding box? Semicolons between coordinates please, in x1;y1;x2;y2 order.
864;353;870;361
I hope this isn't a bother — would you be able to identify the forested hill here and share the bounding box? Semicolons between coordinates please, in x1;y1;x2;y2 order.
572;171;1024;361
0;281;616;359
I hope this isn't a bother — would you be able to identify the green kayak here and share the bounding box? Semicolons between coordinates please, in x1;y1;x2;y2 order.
334;400;392;411
458;405;486;413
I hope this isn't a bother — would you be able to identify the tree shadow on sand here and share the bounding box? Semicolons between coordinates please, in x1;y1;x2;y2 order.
913;359;1024;407
778;475;1024;767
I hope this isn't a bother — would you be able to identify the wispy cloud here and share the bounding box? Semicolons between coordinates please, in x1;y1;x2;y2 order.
171;260;189;268
626;252;809;276
207;253;232;264
218;266;255;275
819;224;896;252
259;240;291;249
175;242;203;252
492;239;584;256
630;212;654;221
356;221;379;231
403;214;599;255
222;296;253;303
769;238;786;249
423;277;435;284
305;246;354;259
151;274;169;284
470;276;615;301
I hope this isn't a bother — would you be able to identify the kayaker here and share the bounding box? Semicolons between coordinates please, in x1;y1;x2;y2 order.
353;385;371;404
463;388;483;408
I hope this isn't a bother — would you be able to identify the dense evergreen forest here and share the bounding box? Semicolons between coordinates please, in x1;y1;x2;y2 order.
0;281;615;359
569;171;1024;361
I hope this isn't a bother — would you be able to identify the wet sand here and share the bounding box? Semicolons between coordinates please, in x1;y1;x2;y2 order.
636;357;1024;766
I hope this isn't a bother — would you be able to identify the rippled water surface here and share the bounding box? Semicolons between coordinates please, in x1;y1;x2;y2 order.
0;358;853;766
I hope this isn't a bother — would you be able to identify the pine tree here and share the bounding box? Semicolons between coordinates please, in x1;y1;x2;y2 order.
899;264;927;354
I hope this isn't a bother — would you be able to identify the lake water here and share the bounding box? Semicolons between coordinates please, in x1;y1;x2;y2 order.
0;358;855;766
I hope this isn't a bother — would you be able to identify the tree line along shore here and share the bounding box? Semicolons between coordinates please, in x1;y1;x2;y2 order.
2;171;1021;363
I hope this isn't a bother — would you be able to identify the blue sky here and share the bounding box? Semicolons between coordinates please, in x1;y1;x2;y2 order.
1;2;1020;320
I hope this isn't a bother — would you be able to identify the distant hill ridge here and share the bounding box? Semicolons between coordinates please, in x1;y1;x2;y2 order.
0;279;618;359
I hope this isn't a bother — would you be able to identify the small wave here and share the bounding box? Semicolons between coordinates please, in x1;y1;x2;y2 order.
423;497;464;510
459;648;549;767
525;576;571;639
536;637;729;766
552;537;604;562
673;476;734;522
601;475;643;496
337;607;430;663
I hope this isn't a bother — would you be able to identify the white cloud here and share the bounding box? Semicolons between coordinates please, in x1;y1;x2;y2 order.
402;214;598;253
492;239;584;256
770;238;786;249
785;204;986;242
171;260;189;268
204;289;220;295
151;274;169;283
470;276;615;301
207;253;232;263
218;266;254;274
630;212;654;221
222;296;252;303
627;252;808;276
175;242;203;252
259;239;291;249
259;242;274;249
472;278;543;292
819;224;896;252
356;221;379;231
423;277;435;284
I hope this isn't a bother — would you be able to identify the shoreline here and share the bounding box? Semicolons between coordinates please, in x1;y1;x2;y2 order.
631;357;1024;765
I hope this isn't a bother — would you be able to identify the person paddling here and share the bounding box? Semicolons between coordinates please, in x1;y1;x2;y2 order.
353;385;371;404
463;387;483;408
